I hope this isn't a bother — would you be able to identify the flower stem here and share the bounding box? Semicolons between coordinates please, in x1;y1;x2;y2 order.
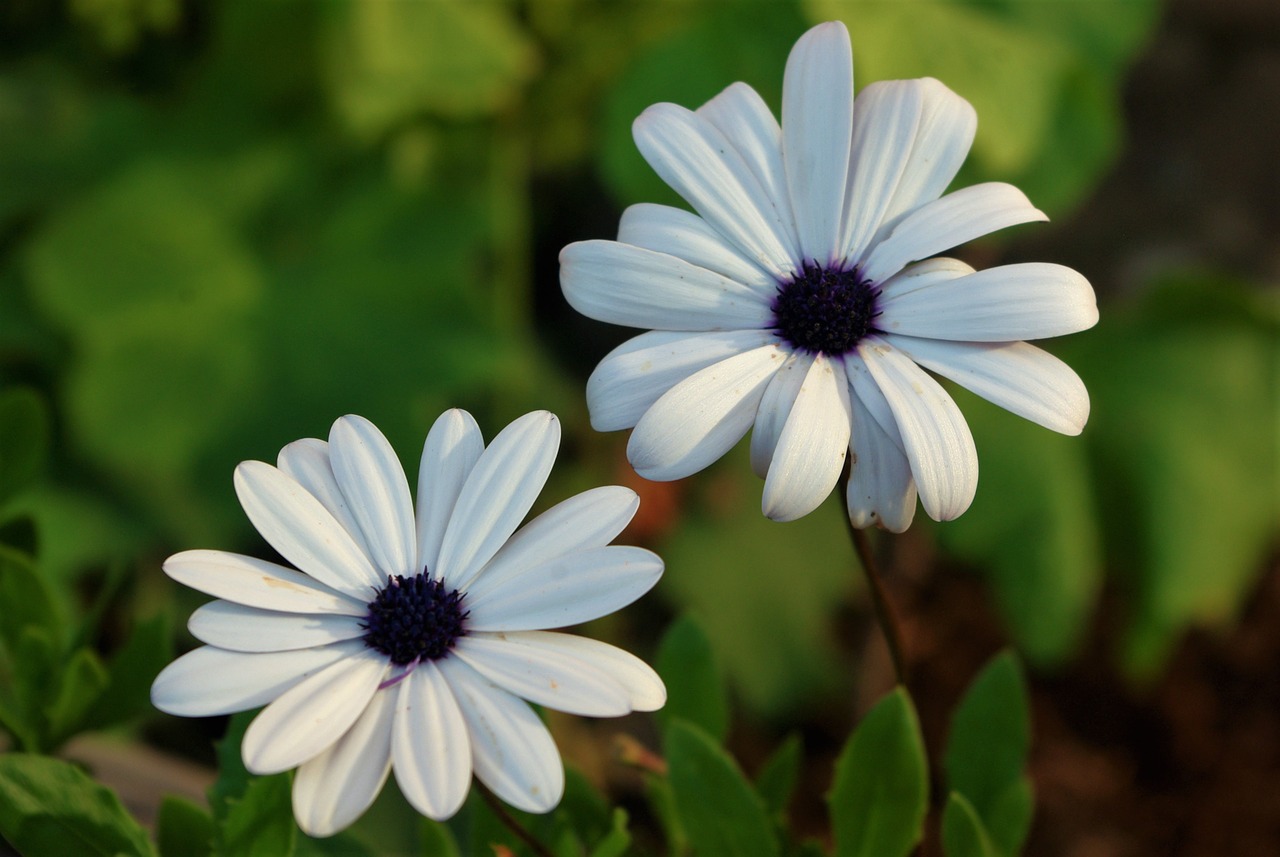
479;785;555;857
838;474;909;687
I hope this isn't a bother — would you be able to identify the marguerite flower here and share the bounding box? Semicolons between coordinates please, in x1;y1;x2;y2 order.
151;410;665;837
561;21;1098;531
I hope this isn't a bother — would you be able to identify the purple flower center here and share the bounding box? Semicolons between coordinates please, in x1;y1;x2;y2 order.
362;574;468;666
772;263;881;355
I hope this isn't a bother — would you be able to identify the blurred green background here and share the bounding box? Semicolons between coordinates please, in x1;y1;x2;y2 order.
0;0;1276;852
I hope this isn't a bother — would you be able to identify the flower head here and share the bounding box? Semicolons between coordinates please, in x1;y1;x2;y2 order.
561;21;1098;530
151;410;665;837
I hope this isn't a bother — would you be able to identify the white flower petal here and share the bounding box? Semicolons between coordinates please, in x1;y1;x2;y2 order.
242;648;386;775
560;240;774;332
440;659;564;814
697;82;799;257
762;354;852;522
839;80;924;266
474;631;666;712
847;391;918;533
870;78;977;246
783;21;854;263
878;256;975;301
888;335;1090;435
633;102;798;277
628;343;785;481
293;685;397;837
877;262;1099;342
859;336;978;522
162;550;366;616
416;409;485;576
277;438;372;559
150;640;362;718
588;329;778;433
329;416;416;580
842;352;906;454
467;486;638;594
454;633;632;717
749;351;810;479
188;601;366;653
617;203;776;294
466;545;663;632
861;182;1048;285
434;412;559;590
392;662;472;821
234;461;383;600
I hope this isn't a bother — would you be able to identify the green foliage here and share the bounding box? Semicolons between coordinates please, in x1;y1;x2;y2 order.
937;391;1103;667
944;652;1034;857
0;388;49;507
755;732;803;819
321;0;537;138
157;796;214;857
655;613;730;742
1068;275;1279;676
941;793;999;857
665;718;779;857
804;0;1160;215
829;688;928;857
0;753;156;857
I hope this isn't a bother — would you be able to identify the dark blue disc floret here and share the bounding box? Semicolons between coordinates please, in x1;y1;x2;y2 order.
772;262;881;355
361;574;468;665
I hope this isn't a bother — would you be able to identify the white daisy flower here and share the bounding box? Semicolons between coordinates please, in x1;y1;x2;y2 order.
561;21;1098;531
151;410;665;837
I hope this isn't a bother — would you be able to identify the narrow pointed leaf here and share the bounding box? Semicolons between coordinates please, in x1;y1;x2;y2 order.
656;615;728;742
941;792;999;857
943;651;1033;857
829;687;928;857
755;732;802;817
666;719;778;857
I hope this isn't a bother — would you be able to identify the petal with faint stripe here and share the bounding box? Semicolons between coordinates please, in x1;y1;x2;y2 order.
627;344;785;481
440;659;564;813
293;685;396;837
416;409;485;576
242;647;386;775
587;329;778;433
392;662;471;821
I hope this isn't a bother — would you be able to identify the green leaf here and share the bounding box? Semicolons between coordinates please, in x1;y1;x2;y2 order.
0;388;50;506
418;817;461;857
937;389;1103;667
46;647;110;749
1070;274;1279;675
2;628;60;751
666;718;778;857
216;774;296;857
941;793;999;857
24;161;262;337
804;0;1159;215
588;809;632;857
81;614;173;732
755;733;802;817
829;688;928;857
322;0;537;137
0;753;156;857
157;796;214;857
943;652;1033;857
656;614;729;742
0;546;60;654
